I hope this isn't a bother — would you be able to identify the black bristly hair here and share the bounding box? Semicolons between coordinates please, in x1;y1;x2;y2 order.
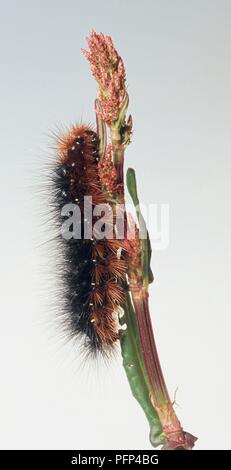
50;124;127;356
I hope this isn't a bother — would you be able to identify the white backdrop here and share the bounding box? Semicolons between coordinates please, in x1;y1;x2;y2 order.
0;0;230;450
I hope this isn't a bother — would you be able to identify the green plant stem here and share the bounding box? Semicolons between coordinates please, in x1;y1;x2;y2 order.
126;168;197;449
120;292;164;447
106;99;196;450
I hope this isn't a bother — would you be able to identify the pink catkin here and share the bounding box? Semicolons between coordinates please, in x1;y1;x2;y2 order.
98;144;118;193
82;31;126;125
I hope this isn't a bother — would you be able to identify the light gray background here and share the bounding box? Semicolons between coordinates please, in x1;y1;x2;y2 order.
0;0;230;450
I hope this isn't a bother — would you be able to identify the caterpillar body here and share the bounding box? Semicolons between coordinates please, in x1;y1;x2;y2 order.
52;125;127;356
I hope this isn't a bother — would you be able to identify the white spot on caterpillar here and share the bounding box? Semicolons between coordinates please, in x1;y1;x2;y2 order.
118;308;125;319
117;247;122;259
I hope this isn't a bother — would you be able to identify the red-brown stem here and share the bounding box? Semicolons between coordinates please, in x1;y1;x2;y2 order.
131;287;171;406
130;286;197;449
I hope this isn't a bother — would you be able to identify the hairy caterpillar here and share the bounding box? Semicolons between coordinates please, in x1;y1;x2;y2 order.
52;125;127;355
